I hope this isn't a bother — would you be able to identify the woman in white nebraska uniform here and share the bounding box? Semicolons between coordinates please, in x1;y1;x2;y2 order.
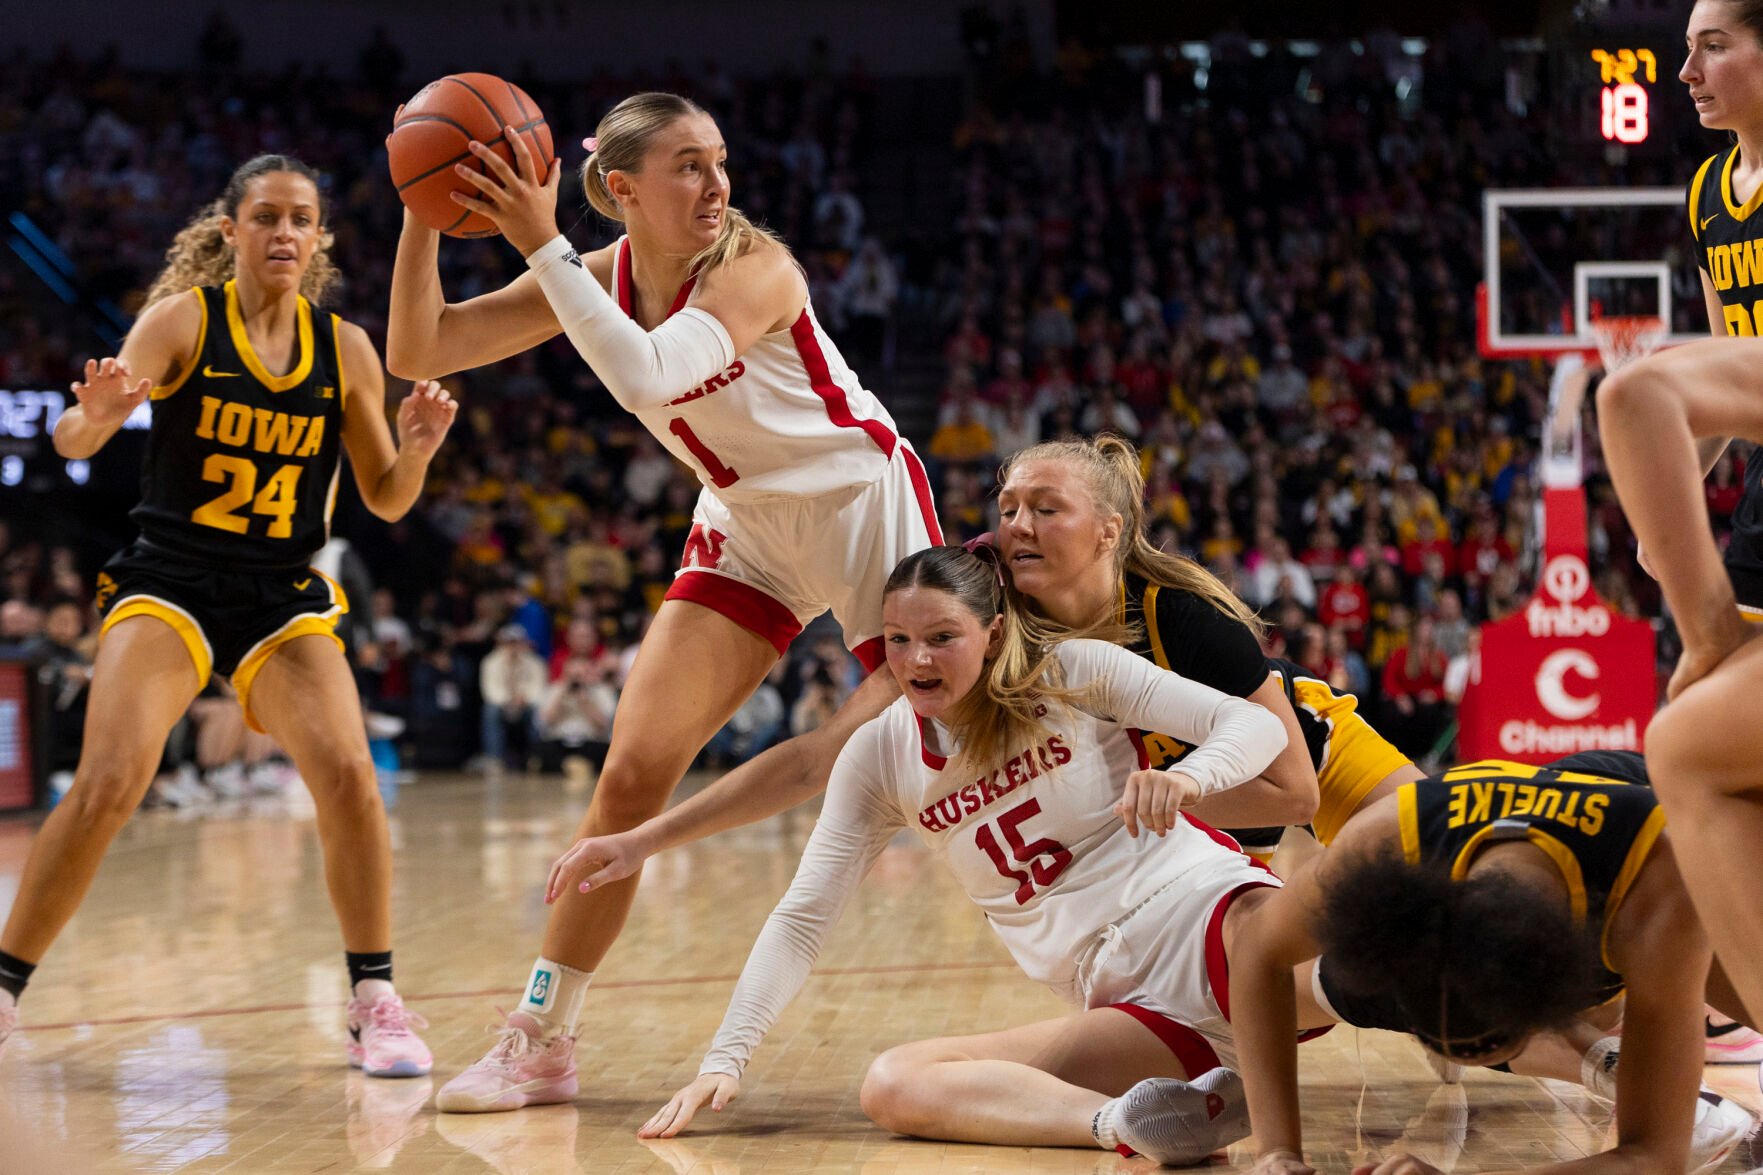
387;91;940;1111
552;546;1326;1164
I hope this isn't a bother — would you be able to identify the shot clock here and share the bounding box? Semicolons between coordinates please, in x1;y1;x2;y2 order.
1590;47;1657;144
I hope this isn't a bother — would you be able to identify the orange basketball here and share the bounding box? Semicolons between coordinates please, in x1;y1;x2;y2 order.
387;73;555;239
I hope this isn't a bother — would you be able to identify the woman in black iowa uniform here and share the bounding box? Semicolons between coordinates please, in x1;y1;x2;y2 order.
0;156;455;1075
994;435;1423;859
1229;751;1757;1175
1598;0;1763;1064
1678;0;1763;625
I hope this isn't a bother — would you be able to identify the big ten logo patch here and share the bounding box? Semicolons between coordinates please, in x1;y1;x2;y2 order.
528;968;554;1006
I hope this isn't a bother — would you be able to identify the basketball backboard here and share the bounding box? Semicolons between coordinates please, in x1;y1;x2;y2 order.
1479;187;1707;361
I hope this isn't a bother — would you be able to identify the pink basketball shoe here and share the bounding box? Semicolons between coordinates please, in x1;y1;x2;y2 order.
346;992;433;1078
435;1012;578;1114
0;1004;16;1057
1706;1012;1763;1064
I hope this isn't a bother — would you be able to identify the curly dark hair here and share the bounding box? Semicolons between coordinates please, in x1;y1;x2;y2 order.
1317;847;1605;1054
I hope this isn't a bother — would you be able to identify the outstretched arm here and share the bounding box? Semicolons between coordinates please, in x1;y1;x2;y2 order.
1590;844;1711;1175
1233;857;1329;1173
55;290;202;459
546;669;900;897
385;210;572;379
636;739;902;1138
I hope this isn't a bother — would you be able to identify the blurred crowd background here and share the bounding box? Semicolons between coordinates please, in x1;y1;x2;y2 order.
0;8;1727;801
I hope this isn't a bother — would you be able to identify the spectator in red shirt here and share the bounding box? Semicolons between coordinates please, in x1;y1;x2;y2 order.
1707;449;1743;525
1380;617;1452;757
1317;564;1371;646
1457;510;1513;595
548;618;603;681
1400;515;1457;579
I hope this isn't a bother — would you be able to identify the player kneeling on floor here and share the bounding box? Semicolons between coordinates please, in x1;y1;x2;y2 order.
552;544;1340;1162
1230;752;1757;1175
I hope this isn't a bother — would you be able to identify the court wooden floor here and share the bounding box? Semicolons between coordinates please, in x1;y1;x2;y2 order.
1;771;1759;1174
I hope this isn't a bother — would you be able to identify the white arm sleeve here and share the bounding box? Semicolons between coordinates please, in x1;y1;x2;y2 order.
698;731;903;1079
1058;639;1286;797
526;234;736;413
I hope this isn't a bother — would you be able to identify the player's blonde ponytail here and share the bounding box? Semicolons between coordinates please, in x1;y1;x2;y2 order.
1000;435;1267;639
580;92;787;278
143;155;338;309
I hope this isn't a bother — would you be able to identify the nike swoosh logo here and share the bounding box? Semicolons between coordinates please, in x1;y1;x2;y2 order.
202;365;242;378
1703;213;1720;231
293;578;312;590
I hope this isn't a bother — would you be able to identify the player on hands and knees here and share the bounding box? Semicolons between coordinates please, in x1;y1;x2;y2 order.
387;92;940;1112
1232;751;1756;1175
554;544;1330;1163
0;156;454;1075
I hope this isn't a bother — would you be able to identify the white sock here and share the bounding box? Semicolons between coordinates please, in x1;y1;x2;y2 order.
1091;1096;1123;1149
354;978;396;1003
516;956;592;1038
1581;1036;1620;1102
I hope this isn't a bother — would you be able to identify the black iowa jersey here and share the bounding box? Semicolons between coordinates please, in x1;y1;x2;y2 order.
1689;148;1763;604
1398;756;1666;1002
1117;571;1269;771
133;282;346;571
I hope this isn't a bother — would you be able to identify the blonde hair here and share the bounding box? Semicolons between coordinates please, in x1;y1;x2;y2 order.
580;91;787;277
1000;434;1267;639
143;155;339;309
885;546;1118;780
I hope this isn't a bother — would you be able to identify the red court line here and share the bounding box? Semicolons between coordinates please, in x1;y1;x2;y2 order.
19;960;1017;1034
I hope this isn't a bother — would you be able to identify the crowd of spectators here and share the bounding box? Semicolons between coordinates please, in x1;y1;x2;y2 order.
918;26;1694;759
0;20;1718;792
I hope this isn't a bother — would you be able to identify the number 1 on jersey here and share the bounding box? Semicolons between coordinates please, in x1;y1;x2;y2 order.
975;798;1071;905
668;417;739;488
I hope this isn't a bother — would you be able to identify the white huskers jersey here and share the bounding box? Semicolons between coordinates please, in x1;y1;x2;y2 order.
608;237;900;503
697;639;1286;1078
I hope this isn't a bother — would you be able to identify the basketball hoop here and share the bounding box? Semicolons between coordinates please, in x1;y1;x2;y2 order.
1590;314;1669;373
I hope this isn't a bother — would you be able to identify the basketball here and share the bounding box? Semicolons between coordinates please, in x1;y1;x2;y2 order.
387;73;555;238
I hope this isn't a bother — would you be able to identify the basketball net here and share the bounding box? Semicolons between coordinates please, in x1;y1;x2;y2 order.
1589;314;1669;375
